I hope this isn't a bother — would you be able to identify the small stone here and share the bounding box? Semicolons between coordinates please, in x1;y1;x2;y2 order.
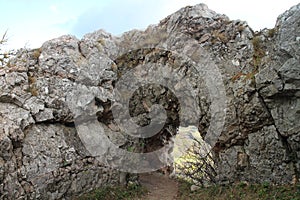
232;59;240;66
198;33;211;43
0;69;5;76
190;185;201;192
34;108;54;122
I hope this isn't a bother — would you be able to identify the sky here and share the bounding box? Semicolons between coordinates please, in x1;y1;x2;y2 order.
0;0;299;50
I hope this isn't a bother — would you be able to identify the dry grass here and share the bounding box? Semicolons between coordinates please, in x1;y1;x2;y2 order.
28;75;36;84
27;75;38;96
267;28;277;38
231;71;257;82
252;36;266;67
212;30;229;44
28;86;38;96
32;48;42;59
0;31;9;66
98;38;105;46
0;31;8;45
238;25;246;32
252;37;265;56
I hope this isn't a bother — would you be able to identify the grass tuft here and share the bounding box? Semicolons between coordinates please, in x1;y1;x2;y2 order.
267;28;277;38
32;48;42;59
76;184;147;200
177;179;300;200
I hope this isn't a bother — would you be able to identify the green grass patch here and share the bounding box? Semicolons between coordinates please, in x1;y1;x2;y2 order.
177;179;300;200
76;184;147;200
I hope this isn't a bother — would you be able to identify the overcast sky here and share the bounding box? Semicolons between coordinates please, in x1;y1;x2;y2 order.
0;0;299;50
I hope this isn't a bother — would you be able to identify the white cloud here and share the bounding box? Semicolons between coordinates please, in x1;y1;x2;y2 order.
2;20;70;51
50;5;58;13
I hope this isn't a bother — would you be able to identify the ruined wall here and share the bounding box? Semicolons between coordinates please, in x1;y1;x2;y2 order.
0;3;299;199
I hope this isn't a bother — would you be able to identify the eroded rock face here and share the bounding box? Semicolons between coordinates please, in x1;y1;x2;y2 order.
216;3;300;184
0;3;299;199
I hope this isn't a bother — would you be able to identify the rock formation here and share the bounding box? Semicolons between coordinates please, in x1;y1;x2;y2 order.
0;3;299;199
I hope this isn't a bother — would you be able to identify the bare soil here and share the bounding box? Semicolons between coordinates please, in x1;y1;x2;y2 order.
135;172;179;200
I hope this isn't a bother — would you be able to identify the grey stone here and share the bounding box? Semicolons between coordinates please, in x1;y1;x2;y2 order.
34;108;54;122
276;3;300;60
190;184;201;191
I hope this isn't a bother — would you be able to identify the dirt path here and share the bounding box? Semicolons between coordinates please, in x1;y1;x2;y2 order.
136;173;179;200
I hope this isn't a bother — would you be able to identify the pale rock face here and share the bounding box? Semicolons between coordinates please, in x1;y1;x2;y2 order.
0;3;299;199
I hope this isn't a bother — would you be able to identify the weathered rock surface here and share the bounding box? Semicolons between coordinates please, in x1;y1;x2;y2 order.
0;3;299;199
216;3;300;184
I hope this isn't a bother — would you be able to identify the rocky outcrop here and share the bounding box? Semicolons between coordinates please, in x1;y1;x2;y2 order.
217;3;300;184
0;3;299;199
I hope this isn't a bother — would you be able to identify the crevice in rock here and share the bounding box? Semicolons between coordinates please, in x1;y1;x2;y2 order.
34;119;75;127
256;92;275;124
257;86;299;182
275;127;299;183
95;98;113;125
276;69;285;92
0;95;23;107
11;140;22;149
78;41;86;59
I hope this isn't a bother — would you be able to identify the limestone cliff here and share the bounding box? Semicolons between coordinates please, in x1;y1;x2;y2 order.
0;3;299;199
